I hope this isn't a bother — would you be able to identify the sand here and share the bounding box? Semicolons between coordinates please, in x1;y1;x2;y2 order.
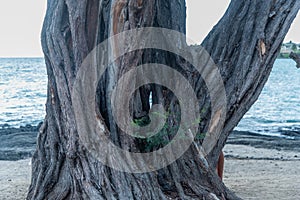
0;159;31;200
223;145;300;199
0;144;299;199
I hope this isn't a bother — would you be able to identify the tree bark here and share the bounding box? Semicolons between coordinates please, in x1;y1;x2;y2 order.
28;0;300;199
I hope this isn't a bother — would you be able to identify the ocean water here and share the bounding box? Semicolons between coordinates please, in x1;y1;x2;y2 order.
0;58;299;139
236;59;300;138
0;58;47;127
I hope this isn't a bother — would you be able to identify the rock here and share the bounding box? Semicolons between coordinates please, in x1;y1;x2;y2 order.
0;124;39;161
289;52;300;68
1;124;10;129
227;131;300;152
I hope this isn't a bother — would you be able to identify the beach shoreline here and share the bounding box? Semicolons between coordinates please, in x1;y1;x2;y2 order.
0;125;300;199
1;144;299;200
1;123;299;161
0;124;41;161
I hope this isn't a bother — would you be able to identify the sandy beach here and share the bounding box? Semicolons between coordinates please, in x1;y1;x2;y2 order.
0;159;31;200
224;145;300;199
1;143;299;199
0;126;300;199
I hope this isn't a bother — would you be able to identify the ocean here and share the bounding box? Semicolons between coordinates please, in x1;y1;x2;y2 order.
236;59;300;139
0;58;300;139
0;58;47;127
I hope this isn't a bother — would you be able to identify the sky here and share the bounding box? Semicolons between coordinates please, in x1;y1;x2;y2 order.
0;0;46;57
0;0;299;57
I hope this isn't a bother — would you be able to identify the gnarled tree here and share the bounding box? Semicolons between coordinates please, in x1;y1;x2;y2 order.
28;0;299;199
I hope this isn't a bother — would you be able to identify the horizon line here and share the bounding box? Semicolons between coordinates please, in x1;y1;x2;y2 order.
0;56;44;59
0;39;299;58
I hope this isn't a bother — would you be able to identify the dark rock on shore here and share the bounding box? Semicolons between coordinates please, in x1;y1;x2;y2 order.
0;123;41;161
278;127;300;139
227;131;300;152
0;123;299;160
289;52;300;68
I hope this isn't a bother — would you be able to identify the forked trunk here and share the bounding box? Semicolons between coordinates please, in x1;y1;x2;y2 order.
28;0;299;199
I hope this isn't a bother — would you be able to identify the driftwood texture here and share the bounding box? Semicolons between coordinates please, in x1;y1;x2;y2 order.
27;0;300;199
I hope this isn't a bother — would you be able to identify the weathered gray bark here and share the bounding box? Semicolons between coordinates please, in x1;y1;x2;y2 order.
27;0;300;199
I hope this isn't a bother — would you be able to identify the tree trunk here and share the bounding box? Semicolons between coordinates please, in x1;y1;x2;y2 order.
28;0;300;199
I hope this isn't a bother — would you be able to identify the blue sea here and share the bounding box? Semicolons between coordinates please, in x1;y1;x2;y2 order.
236;59;300;138
0;58;299;139
0;58;47;127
